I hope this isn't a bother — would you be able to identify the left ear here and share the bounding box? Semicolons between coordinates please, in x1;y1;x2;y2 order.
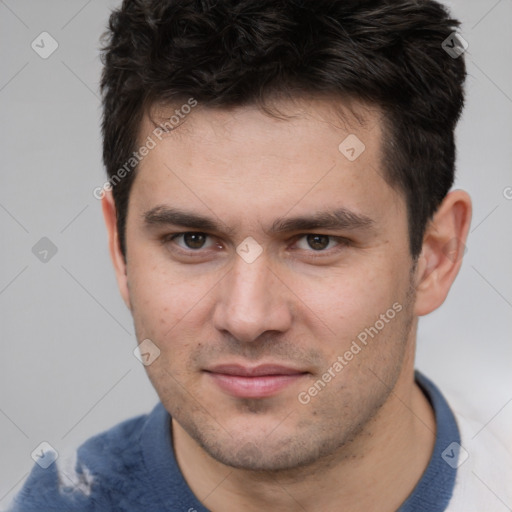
413;190;472;317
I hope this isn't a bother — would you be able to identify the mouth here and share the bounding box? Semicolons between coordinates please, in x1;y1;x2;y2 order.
203;364;309;399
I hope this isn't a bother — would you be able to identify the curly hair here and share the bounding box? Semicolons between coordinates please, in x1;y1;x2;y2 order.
100;0;466;258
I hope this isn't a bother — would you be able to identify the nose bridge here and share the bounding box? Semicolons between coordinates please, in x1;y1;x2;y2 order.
214;253;290;342
228;255;273;317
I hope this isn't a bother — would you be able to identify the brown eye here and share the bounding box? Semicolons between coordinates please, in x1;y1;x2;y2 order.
181;232;208;249
293;234;349;255
167;232;215;251
306;234;330;251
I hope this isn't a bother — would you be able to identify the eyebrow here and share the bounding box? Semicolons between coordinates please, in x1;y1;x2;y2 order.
270;209;375;234
144;206;234;235
143;206;375;235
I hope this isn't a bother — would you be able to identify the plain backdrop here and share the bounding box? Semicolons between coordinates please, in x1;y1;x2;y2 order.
0;0;511;506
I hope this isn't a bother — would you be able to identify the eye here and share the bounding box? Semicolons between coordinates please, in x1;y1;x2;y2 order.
169;232;216;250
294;234;348;252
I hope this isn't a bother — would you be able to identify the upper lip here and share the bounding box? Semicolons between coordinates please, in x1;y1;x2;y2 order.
205;364;308;377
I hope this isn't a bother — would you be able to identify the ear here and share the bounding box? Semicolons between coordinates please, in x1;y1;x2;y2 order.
413;190;472;316
102;190;132;310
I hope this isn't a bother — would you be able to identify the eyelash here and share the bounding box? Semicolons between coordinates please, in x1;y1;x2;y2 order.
162;232;351;258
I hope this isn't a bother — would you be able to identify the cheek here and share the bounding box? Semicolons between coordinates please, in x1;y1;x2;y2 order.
294;264;410;374
126;252;222;376
130;279;206;342
298;263;403;330
127;246;205;320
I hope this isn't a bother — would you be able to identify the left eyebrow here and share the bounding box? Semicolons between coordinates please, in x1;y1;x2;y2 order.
268;208;375;234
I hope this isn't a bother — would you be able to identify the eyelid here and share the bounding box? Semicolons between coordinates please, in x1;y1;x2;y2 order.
165;232;219;252
291;234;351;252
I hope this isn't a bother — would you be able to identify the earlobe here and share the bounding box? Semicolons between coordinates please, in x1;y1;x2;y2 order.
414;190;472;317
101;190;132;310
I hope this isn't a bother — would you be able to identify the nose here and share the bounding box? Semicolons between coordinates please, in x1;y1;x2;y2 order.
212;252;292;344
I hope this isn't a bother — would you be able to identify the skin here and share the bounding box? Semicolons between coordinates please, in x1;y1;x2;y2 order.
102;97;472;512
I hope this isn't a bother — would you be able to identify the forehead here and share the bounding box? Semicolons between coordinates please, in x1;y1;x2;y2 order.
143;95;381;148
129;96;404;234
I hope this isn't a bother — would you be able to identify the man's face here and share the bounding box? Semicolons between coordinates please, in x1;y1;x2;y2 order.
120;98;417;471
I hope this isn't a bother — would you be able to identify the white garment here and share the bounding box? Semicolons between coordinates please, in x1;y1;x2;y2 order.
444;389;512;511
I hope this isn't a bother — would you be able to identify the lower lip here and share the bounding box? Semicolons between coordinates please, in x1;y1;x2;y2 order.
206;372;305;398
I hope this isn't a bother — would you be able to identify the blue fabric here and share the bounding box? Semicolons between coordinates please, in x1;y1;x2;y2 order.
396;371;460;512
9;371;459;511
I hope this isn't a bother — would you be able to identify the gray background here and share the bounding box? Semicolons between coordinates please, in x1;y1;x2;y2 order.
0;0;511;506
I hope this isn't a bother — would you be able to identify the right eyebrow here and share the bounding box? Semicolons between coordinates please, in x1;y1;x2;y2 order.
143;206;235;236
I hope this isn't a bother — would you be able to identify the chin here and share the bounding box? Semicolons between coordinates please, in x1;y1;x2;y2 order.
192;425;344;473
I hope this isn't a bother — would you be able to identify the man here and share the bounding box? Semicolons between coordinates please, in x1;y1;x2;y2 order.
10;0;511;511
